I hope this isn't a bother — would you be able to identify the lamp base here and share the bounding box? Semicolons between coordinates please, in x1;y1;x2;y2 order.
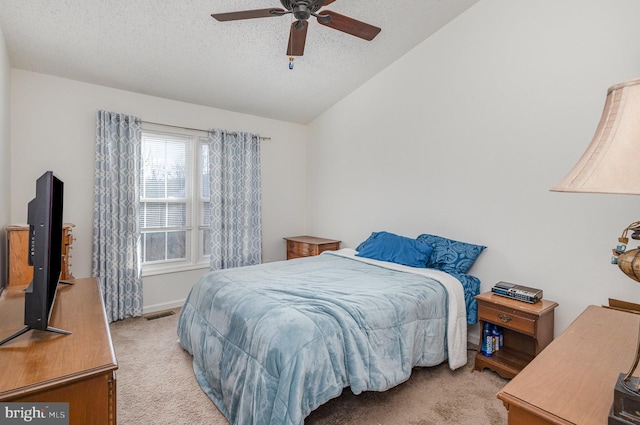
610;373;640;425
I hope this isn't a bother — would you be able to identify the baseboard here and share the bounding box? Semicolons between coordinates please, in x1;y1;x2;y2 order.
143;299;185;315
468;324;480;350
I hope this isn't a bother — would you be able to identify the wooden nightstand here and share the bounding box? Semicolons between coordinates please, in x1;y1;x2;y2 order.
283;236;341;260
474;291;558;379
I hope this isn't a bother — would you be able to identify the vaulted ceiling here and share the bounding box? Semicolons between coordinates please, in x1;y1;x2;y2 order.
0;0;479;124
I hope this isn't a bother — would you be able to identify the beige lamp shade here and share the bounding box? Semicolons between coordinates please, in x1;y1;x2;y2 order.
552;78;640;195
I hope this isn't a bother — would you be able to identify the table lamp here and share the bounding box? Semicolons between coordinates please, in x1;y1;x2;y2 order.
551;77;640;424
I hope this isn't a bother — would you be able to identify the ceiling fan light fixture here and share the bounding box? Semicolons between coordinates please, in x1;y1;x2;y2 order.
281;0;323;14
293;6;310;21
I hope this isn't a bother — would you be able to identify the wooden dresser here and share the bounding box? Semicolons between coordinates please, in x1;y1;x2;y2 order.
284;236;341;260
7;223;75;286
497;305;639;425
0;277;117;425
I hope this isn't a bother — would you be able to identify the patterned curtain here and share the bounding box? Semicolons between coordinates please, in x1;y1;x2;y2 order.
207;129;262;270
93;110;143;322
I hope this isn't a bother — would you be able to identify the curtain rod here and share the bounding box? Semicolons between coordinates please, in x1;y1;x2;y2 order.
139;119;271;140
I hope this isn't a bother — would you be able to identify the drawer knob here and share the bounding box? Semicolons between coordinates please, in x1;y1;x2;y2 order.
498;313;512;323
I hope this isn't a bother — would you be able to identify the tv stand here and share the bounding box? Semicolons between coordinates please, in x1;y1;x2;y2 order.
0;279;77;346
0;277;117;425
0;324;71;347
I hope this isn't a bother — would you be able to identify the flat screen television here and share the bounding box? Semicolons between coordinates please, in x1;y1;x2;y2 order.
0;171;71;346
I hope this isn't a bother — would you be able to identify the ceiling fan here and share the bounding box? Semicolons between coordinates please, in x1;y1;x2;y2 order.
211;0;381;56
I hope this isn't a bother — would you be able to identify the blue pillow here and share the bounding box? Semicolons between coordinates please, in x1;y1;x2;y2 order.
355;231;383;252
416;233;486;273
356;232;433;268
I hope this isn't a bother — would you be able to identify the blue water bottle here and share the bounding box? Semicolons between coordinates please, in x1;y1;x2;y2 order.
481;322;493;356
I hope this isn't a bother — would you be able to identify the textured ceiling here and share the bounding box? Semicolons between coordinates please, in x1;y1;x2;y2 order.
0;0;479;124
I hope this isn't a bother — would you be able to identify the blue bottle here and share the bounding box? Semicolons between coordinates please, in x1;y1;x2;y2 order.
481;322;493;356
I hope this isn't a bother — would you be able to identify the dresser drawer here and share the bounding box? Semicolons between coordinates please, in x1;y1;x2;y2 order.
478;304;536;336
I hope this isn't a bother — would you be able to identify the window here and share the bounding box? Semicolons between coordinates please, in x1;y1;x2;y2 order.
140;125;210;274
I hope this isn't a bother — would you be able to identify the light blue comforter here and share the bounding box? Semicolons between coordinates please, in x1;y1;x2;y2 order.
177;251;466;425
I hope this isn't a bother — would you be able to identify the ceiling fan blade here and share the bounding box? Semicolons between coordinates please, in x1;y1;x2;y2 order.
287;21;308;56
317;10;381;41
318;0;337;5
211;8;286;22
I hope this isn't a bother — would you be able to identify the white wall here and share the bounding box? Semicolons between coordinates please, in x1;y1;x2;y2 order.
10;71;308;312
8;1;640;332
307;0;640;337
0;23;10;290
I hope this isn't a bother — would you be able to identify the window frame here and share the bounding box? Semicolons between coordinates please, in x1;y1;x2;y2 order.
140;124;211;276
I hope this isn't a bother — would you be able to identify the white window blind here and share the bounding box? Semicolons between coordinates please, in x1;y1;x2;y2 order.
140;128;210;273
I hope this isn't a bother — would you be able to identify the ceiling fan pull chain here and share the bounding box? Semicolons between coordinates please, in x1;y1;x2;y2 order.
288;12;295;69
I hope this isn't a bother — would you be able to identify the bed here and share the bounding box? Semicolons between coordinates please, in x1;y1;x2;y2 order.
177;232;485;425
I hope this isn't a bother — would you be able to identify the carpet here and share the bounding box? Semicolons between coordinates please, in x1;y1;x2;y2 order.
110;309;508;424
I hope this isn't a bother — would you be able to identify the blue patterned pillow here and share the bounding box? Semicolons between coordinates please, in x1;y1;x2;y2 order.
416;233;486;273
356;231;433;268
448;271;481;324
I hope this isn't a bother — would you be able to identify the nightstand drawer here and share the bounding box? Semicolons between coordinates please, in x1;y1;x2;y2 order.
287;240;316;256
478;304;536;335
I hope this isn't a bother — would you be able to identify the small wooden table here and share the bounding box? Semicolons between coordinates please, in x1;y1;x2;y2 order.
497;305;639;425
474;292;558;379
283;236;341;260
